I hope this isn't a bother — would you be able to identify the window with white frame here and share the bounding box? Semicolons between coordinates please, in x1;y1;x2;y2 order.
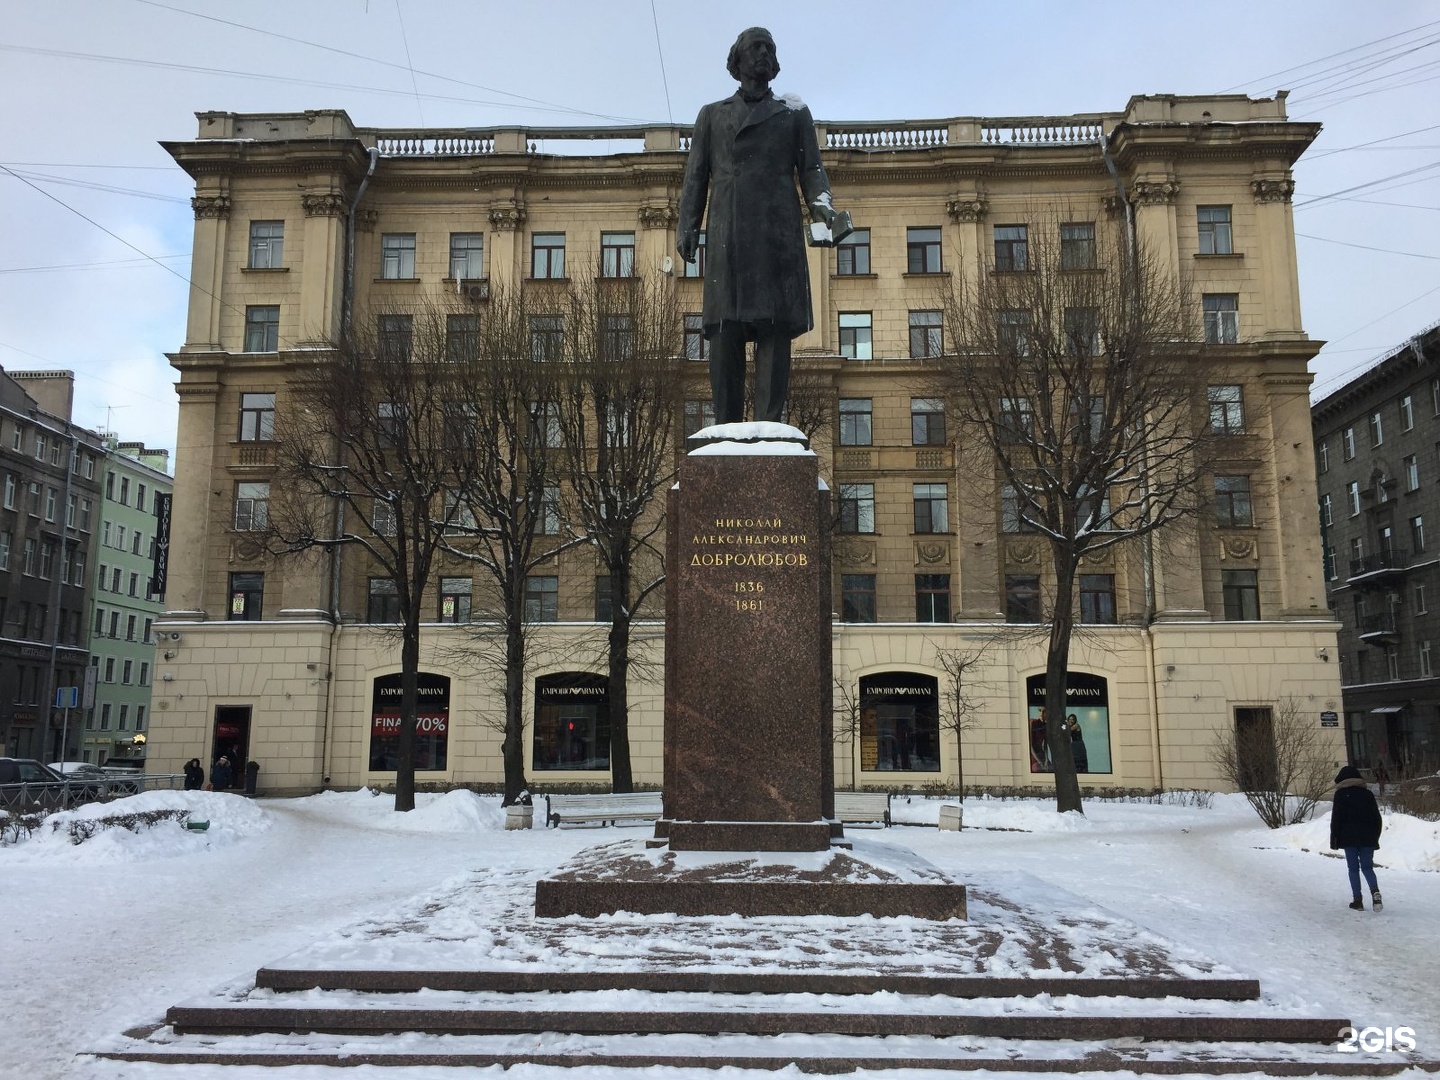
1202;293;1239;344
1347;480;1361;516
1318;440;1329;473
1412;514;1426;553
1342;426;1355;460
1320;493;1333;527
838;313;872;359
1405;454;1420;491
1197;206;1234;255
1422;641;1433;679
1370;410;1384;447
380;233;416;279
449;233;483;280
1415;583;1428;614
248;221;284;268
1401;393;1414;431
838;399;872;446
234;482;269;531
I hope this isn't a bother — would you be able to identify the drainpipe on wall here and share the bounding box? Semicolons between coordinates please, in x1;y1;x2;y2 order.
320;146;379;788
1101;133;1165;789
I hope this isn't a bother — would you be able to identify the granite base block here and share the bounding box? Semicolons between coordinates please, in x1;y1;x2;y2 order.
666;820;832;852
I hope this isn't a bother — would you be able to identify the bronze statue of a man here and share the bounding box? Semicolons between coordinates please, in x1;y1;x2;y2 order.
678;27;845;424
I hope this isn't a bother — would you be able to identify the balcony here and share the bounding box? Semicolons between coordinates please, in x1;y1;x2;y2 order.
1358;612;1401;645
1347;549;1410;584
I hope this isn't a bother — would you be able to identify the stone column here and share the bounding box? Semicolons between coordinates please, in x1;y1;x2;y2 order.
185;192;231;350
1250;175;1303;338
638;201;677;277
1262;365;1331;617
489;203;526;288
298;191;347;345
164;374;222;618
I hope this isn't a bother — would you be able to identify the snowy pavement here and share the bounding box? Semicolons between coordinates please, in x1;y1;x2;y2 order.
3;788;1436;1079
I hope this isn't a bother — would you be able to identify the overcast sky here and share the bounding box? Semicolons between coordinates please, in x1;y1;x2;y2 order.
2;1;1438;458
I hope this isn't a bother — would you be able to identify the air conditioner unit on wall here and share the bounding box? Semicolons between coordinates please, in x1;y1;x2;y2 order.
462;281;489;302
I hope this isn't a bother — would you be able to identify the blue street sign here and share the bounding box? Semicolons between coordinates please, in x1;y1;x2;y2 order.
55;686;79;709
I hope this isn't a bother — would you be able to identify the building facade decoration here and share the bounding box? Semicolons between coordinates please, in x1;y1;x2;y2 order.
1252;177;1297;204
190;194;231;219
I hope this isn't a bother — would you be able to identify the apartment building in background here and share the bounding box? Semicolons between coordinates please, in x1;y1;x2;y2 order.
1312;318;1440;777
146;94;1342;794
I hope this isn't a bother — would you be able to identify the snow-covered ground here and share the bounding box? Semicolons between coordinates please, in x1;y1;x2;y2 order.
3;787;1436;1079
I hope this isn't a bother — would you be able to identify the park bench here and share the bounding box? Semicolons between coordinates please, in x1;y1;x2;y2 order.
832;790;891;828
545;791;664;828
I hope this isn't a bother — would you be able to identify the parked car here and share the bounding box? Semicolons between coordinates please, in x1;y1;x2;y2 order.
99;761;145;794
49;762;115;799
0;758;75;810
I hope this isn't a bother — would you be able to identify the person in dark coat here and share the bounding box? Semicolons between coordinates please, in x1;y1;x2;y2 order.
1067;714;1089;773
183;758;205;790
678;27;844;424
1329;764;1383;911
210;755;233;791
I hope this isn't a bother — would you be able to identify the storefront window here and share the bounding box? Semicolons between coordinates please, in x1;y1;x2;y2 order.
533;673;609;770
1025;671;1112;774
857;672;940;773
369;672;449;771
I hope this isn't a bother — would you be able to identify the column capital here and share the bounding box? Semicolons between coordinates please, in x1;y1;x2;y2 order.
1130;179;1180;206
1251;177;1296;204
946;195;987;223
489;205;527;231
191;195;231;219
301;192;347;217
638;202;678;229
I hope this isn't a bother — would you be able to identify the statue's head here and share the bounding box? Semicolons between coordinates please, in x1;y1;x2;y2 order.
726;27;780;84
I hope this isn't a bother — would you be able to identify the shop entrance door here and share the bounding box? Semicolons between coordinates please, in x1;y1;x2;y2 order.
212;706;251;790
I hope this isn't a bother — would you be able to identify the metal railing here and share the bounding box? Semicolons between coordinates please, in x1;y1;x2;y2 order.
0;773;187;812
1348;550;1410;578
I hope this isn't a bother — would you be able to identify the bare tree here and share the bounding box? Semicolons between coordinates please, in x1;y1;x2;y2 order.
831;675;868;792
553;277;683;792
932;643;991;800
1209;697;1336;828
269;303;478;811
442;288;586;805
936;215;1209;813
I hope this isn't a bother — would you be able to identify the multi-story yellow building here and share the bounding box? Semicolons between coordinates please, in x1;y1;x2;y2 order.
151;94;1342;795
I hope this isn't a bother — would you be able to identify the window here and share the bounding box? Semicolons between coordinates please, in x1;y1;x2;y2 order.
1222;569;1260;620
380;233;416;279
446;314;480;363
22;537;36;575
1386;646;1400;681
683;399;716;439
594;576;613;622
228;572;263;620
1196;206;1233;255
372;496;396;537
1405;454;1420;491
1412;515;1426;554
838;313;872;359
683;313;708;360
1203;294;1239;344
45;486;57;521
38;540;54;579
906;226;942;273
530;315;564;362
1416;583;1429;614
994;224;1028;271
1318;440;1330;474
100;704;111;731
913;483;948;533
122;659;134;685
681;230;706;277
2;474;12;508
601;314;634;362
243;305;279;352
367;578;400;623
378;314;413;362
1059;222;1095;270
1369;410;1384;447
238;392;276;441
248;220;284;268
1001;484;1034;533
1342;426;1355;460
837;483;875;533
29;481;42;515
437;576;472;624
525;575;559;622
234;482;269;531
1400;393;1414;432
838;399;872;446
35;433;47;460
83;453;95;479
539;486;561;535
0;530;8;571
600;231;635;278
1347;481;1361;516
109;610;120;637
997;309;1031;356
143;618;153;644
449;232;483;280
1079;574;1116;624
530;400;563;448
841;574;877;622
531;232;566;279
136;484;147;513
836;228;870;275
1214;475;1253;527
1422;641;1434;679
1320;493;1333;527
999;396;1033;443
1005;574;1042;623
1064;306;1101;356
79;497;92;531
128;572;139;598
1208;385;1244;434
1323;544;1337;581
915;574;950;622
908;310;944;357
911;397;945;446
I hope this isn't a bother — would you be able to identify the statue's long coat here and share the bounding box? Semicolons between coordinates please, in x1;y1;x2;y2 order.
679;90;831;340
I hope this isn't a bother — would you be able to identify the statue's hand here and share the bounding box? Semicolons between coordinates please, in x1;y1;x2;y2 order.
677;230;699;266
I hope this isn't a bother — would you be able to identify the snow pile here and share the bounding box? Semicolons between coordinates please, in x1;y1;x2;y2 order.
889;796;1092;832
1268;809;1440;872
294;787;505;832
2;790;270;864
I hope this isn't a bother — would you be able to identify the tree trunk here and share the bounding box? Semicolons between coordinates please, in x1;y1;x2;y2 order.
501;611;529;805
607;561;634;793
394;617;420;812
1045;554;1083;813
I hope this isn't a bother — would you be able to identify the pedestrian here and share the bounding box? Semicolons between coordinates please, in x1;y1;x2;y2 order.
183;758;205;790
211;755;233;791
1329;764;1383;912
1067;714;1089;773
